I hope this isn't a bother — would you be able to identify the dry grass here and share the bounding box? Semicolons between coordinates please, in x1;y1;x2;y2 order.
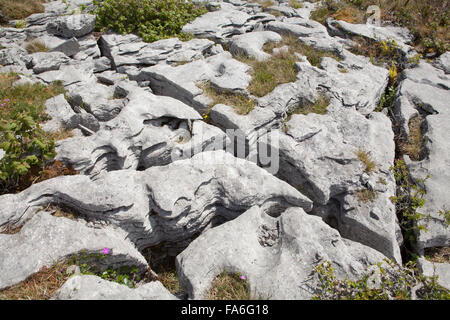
234;35;341;98
356;149;376;173
45;128;74;141
157;270;179;294
425;247;450;264
0;260;71;300
46;204;79;221
206;271;252;300
398;115;423;161
199;82;256;115
356;189;378;203
0;224;23;235
311;0;449;55
25;39;49;54
0;0;45;23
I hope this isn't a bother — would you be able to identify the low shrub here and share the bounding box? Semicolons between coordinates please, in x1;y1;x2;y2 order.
0;73;65;194
313;259;450;300
92;0;207;43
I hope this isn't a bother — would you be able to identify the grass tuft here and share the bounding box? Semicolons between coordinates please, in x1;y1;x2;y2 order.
198;82;256;115
356;188;378;203
0;260;71;300
356;149;376;173
25;39;49;54
398;115;424;161
206;271;252;300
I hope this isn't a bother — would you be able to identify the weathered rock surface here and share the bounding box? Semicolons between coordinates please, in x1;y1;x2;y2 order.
46;14;96;38
176;205;387;299
137;51;252;113
417;257;450;290
0;212;147;290
52;275;178;300
394;62;450;252
0;151;312;255
229;31;282;61
274;104;402;262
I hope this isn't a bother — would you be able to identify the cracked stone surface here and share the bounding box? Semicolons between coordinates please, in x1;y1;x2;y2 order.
0;0;448;299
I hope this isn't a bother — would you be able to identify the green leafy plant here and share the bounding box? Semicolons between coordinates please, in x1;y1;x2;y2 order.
15;20;27;28
0;73;65;193
0;114;56;182
313;259;450;300
92;0;207;43
376;85;396;112
390;159;430;238
69;250;142;288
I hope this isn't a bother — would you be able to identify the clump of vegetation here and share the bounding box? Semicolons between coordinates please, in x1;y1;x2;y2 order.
375;85;396;113
289;0;303;9
206;271;252;300
390;159;430;242
286;95;330;121
199;82;256;115
311;0;449;56
25;39;49;54
0;250;148;299
398;115;424;161
439;210;450;228
235;35;341;98
92;0;207;43
356;149;376;173
0;73;69;194
313;259;450;300
0;260;72;300
356;188;378;203
263;34;342;67
0;0;44;23
424;247;450;264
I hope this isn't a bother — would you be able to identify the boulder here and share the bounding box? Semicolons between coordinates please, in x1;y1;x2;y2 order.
46;14;96;38
176;205;387;299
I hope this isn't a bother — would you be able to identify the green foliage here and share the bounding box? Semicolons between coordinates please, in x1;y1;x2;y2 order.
438;210;450;228
69;251;142;288
15;20;27;28
376;85;396;112
92;0;207;43
0;74;64;191
390;159;430;237
0;114;55;181
313;259;450;300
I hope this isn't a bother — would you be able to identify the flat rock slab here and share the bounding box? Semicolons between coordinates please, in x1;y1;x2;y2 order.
229;31;282;61
0;212;147;290
52;275;178;300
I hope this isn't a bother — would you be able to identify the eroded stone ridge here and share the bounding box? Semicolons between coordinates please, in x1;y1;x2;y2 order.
0;0;448;299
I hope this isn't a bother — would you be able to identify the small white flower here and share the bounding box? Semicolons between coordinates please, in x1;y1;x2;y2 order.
0;149;5;161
